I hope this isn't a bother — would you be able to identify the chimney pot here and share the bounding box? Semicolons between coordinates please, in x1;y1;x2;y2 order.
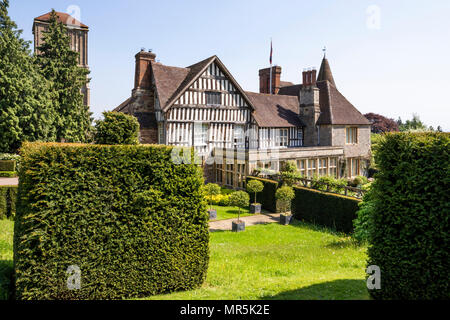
134;50;156;90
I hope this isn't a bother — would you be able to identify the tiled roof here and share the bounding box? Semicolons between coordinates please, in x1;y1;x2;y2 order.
34;11;88;29
317;57;336;87
278;81;370;125
245;92;304;128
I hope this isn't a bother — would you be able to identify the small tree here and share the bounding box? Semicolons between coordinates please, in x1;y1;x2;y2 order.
229;191;250;222
94;112;140;145
275;186;295;214
204;183;221;210
246;180;264;205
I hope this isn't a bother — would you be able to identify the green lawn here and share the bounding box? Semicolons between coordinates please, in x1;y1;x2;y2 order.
146;221;370;300
211;205;255;221
0;219;14;300
0;219;370;300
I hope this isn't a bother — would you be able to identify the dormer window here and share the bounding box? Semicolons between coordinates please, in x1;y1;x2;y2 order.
206;91;221;106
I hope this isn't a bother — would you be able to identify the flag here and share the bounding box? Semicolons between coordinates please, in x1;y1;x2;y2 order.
269;40;273;65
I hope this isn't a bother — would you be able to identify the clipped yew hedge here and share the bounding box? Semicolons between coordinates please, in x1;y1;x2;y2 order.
292;186;361;233
0;185;17;220
14;142;209;300
367;132;449;300
246;176;278;212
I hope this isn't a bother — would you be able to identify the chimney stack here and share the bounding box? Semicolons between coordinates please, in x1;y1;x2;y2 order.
134;49;156;90
302;68;317;87
259;66;282;94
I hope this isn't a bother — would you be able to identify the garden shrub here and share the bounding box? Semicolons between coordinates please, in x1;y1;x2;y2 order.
292;186;361;233
14;142;209;300
367;132;449;300
275;186;295;214
0;171;17;178
94;111;140;145
352;191;375;244
246;176;278;212
0;160;16;172
246;180;264;204
0;185;17;220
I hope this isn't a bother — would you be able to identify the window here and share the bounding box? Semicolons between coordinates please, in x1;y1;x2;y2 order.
350;158;360;177
318;158;328;176
277;129;288;147
307;159;317;178
297;129;303;146
329;158;338;177
206;91;221;106
158;123;165;144
234;125;245;149
193;123;208;146
297;159;306;177
216;164;223;183
346;127;358;144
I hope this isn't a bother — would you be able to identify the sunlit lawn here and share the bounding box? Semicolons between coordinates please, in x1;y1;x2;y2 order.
211;205;254;221
146;221;370;300
0;219;13;300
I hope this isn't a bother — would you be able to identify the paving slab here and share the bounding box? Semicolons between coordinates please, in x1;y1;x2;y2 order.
0;178;18;186
209;213;280;232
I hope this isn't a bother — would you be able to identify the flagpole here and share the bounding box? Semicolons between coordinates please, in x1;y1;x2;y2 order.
269;38;273;94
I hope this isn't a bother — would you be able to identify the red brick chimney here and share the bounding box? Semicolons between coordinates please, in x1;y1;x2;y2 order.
302;68;317;87
134;49;156;90
259;66;282;94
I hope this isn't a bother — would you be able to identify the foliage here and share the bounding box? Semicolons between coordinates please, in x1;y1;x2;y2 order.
246;177;278;212
210;205;253;221
396;114;427;132
14;142;209;299
0;171;16;178
292;186;361;233
0;160;15;171
94;112;140;145
204;183;221;210
35;10;92;143
280;161;297;174
364;113;399;133
246;180;264;204
0;185;16;220
367;132;449;300
352;191;375;244
229;191;250;220
351;175;369;187
0;0;56;153
0;153;20;161
275;186;295;214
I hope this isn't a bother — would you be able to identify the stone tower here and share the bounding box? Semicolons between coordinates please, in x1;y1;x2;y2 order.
33;12;90;106
299;69;321;146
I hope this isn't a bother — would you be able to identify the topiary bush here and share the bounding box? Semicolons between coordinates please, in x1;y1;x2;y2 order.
275;186;295;214
246;177;278;212
367;132;450;300
14;142;209;300
229;191;249;221
246;180;264;205
94;111;140;145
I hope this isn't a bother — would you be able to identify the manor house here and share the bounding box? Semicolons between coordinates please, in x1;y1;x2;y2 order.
115;50;371;188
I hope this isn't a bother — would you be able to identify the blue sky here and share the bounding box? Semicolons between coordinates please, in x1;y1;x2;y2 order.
9;0;450;130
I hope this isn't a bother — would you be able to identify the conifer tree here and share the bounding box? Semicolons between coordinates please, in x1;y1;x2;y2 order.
0;0;56;153
36;9;92;142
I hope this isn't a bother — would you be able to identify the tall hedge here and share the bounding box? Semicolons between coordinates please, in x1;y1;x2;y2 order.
0;185;17;220
14;142;209;300
292;186;361;233
246;177;278;212
367;132;449;300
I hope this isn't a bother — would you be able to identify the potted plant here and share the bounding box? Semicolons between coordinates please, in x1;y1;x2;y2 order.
276;186;295;225
229;190;250;232
246;179;264;214
204;183;221;220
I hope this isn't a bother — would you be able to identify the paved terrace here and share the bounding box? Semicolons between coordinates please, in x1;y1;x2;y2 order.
209;213;280;232
0;178;18;186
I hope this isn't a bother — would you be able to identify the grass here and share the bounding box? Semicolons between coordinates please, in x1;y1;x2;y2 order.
0;219;14;300
210;205;254;221
146;221;370;300
0;219;370;300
